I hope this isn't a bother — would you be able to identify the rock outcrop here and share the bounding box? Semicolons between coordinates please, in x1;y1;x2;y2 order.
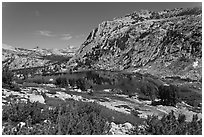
69;7;202;81
109;122;134;135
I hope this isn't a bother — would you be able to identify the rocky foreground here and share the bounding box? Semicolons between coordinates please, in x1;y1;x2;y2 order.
2;83;202;135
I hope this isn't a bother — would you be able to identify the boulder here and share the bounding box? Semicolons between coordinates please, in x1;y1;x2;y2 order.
109;122;134;135
28;94;45;104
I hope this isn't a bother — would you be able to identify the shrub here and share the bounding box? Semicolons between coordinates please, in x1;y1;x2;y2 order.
2;69;13;86
139;80;158;101
11;84;21;92
3;101;33;122
55;77;68;88
68;79;76;87
3;100;202;135
2;101;46;124
67;78;87;91
158;85;179;106
87;90;94;96
2;117;58;135
144;111;202;135
75;79;86;91
56;100;109;135
2;69;21;91
2;100;110;135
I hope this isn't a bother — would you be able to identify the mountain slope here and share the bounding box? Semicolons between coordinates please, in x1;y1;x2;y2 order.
69;7;202;81
2;45;78;73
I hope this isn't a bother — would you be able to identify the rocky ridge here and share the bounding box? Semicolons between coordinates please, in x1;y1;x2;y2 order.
69;7;202;81
2;45;78;73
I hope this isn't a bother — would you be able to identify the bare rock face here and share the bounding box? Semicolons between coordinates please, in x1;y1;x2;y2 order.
109;122;134;135
69;7;202;81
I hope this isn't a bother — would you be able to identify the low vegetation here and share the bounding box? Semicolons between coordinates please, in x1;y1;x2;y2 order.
55;77;68;88
2;68;21;91
2;100;202;135
2;100;110;135
157;84;179;106
142;111;202;135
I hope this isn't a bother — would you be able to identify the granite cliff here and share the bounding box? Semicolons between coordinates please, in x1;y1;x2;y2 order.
69;7;202;81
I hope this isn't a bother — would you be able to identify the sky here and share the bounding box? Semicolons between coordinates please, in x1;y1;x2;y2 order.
2;2;202;49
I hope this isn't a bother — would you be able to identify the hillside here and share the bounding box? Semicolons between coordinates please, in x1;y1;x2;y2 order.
69;7;202;81
2;45;78;75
